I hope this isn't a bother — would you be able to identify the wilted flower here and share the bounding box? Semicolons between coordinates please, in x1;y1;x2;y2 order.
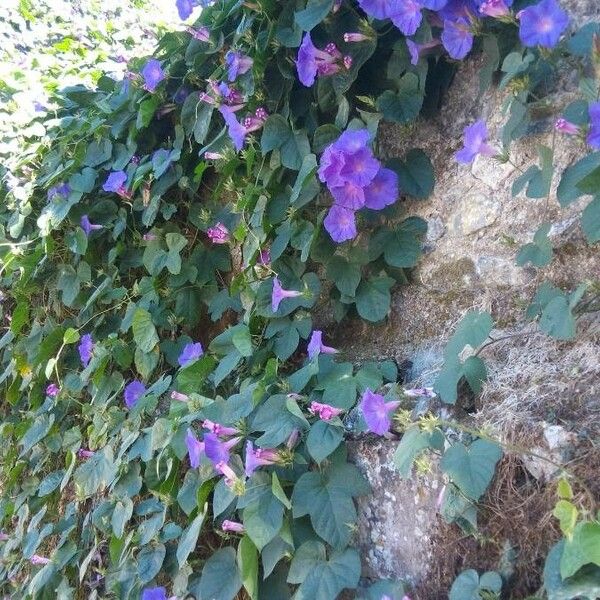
143;232;157;241
187;26;210;42
78;333;93;368
186;429;205;468
206;222;230;244
178;342;204;367
259;247;271;265
479;0;512;18
308;401;344;421
77;448;95;459
124;380;146;409
518;0;569;49
171;390;189;401
455;120;496;164
271;277;302;312
403;387;437;398
141;59;165;92
307;330;338;359
204;151;224;160
555;117;579;135
80;215;102;237
30;555;51;565
587;101;600;149
0;532;9;541
343;32;369;42
202;419;240;437
221;520;245;533
436;484;447;511
225;50;253;81
244;441;280;477
359;389;401;435
46;383;60;397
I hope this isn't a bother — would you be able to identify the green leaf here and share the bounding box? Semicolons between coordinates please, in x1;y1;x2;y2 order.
111;498;133;538
370;218;427;268
581;196;600;243
20;415;54;456
281;131;311;171
355;276;394;322
307;421;344;464
237;536;259;600
539;295;576;340
271;473;292;510
288;541;361;600
441;440;502;501
392;426;431;478
557;152;600;207
449;569;502;600
243;483;284;551
326;256;361;297
553;500;579;538
560;522;600;579
132;308;159;353
292;461;369;548
295;0;334;31
84;139;112;167
74;447;117;498
389;149;435;199
261;115;291;153
38;470;65;497
137;543;166;584
526;146;554;199
376;74;423;124
198;547;242;600
177;510;206;567
63;327;80;344
516;223;553;267
444;310;493;358
313;124;341;153
252;394;309;447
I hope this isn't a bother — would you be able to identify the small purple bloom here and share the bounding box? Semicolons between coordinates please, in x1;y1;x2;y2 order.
141;59;165;93
178;342;204;367
389;0;423;36
102;171;127;194
455;120;496;164
206;222;230;244
176;0;194;19
46;383;60;397
259;247;271;265
225;50;253;82
343;32;369;42
186;429;205;468
308;401;343;421
587;102;600;149
357;0;389;19
555;117;579;135
296;33;349;87
142;587;168;600
204;433;241;468
171;390;189;401
518;0;569;49
307;330;338;359
271;277;302;312
202;420;240;437
204;151;224;160
222;520;245;533
77;448;95;459
78;333;93;368
124;380;146;409
359;389;401;435
244;441;280;477
0;532;9;541
363;167;399;210
143;232;157;241
188;26;210;42
479;0;511;17
80;215;102;237
324;205;357;243
219;105;266;151
30;555;51;566
47;183;71;202
441;18;474;60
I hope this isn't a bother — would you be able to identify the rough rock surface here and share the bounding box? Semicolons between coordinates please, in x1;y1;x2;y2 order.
327;1;600;595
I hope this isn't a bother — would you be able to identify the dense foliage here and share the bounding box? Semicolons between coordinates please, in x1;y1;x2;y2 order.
0;0;599;598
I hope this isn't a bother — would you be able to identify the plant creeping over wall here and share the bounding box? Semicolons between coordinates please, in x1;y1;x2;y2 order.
0;0;599;598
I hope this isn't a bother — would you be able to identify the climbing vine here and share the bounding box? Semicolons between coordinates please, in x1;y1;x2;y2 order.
0;0;599;599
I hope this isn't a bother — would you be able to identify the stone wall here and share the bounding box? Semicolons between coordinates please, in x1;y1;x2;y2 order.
331;2;600;597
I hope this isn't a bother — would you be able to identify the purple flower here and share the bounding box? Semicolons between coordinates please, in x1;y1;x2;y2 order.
406;38;441;65
142;587;168;600
225;50;253;82
340;147;381;187
124;380;146;409
364;167;399;210
455;120;496;164
389;0;423;36
204;434;242;469
343;32;369;42
307;330;338;359
77;448;95;459
296;33;351;87
206;222;230;244
357;0;389;19
202;420;240;437
219;105;267;151
30;555;51;565
102;171;128;194
404;387;437;398
479;0;511;17
555;117;579;135
359;389;401;435
46;383;60;397
441;18;474;59
271;277;302;312
47;183;71;202
80;215;102;237
244;441;280;477
0;532;9;541
188;26;210;42
178;342;204;367
438;0;479;21
420;0;448;7
186;429;205;468
176;0;194;19
308;401;343;421
171;390;189;401
141;59;165;93
331;181;366;210
222;520;245;533
324;205;357;243
587;102;600;149
78;333;93;367
518;0;569;49
259;248;271;265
